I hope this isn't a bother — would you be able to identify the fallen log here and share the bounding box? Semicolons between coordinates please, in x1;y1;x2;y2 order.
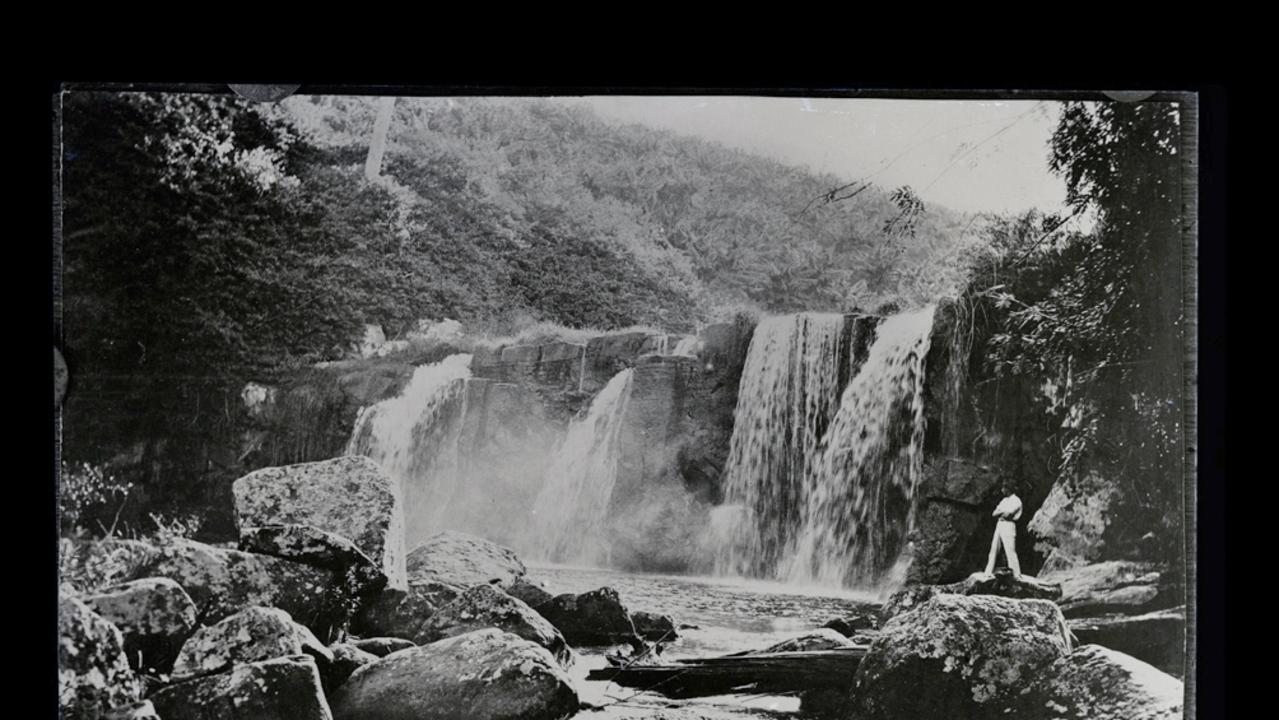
586;647;869;699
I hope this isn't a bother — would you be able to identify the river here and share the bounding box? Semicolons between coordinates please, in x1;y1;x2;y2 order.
529;564;881;719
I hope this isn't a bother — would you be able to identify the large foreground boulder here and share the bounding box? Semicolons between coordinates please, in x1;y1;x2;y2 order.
81;577;197;673
330;629;579;720
881;569;1063;622
59;595;142;720
151;654;332;720
1006;644;1184;719
537;586;640;647
418;584;571;665
172;606;333;681
851;594;1073;720
128;537;350;641
234;455;406;589
352;580;461;641
405;531;526;590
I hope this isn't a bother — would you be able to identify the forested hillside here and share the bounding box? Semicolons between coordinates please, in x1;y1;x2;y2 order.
60;91;970;535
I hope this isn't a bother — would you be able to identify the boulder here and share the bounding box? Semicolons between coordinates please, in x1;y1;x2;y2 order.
58;595;142;720
418;584;571;665
351;637;417;657
352;581;461;642
506;576;554;609
1041;561;1174;617
882;570;1063;622
405;531;526;590
81;577;197;673
240;523;388;598
1028;471;1120;566
537;586;640;647
102;700;160;720
328;643;379;690
851;594;1073;720
633;611;679;642
59;537;162;592
151;654;332;720
1068;606;1186;676
233;455;406;589
755;629;857;653
172;606;333;681
1005;644;1184;719
127;537;350;641
330;629;578;720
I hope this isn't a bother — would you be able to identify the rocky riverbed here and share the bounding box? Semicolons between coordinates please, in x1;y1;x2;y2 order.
58;456;1187;719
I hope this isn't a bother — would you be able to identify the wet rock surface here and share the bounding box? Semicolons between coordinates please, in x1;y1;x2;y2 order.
351;581;461;642
1068;606;1186;677
537;586;641;647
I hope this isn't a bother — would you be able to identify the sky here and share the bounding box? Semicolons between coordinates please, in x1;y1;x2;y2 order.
553;96;1072;218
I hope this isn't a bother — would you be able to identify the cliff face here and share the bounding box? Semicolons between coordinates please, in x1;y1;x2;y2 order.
909;298;1183;584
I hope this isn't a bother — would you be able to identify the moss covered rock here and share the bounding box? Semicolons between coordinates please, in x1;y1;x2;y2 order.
82;577;197;673
1005;644;1183;719
151;654;332;720
58;595;142;720
418;584;571;665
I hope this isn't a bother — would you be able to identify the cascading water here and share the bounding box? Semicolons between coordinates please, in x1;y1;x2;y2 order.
526;368;635;566
783;305;936;588
346;353;473;545
672;335;702;357
713;314;848;579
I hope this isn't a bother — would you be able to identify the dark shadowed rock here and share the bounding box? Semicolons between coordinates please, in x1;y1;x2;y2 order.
327;643;379;690
538;586;640;647
82;577;197;673
755;629;857;653
1041;561;1173;617
151;654;332;720
172;606;333;681
633;611;679;641
418;584;572;665
405;531;526;590
239;523;388;599
351;637;417;657
330;629;578;720
506;576;554;609
59;595;142;720
822;613;878;637
1005;644;1183;719
126;537;349;641
852;594;1073;720
1068;606;1186;676
352;581;461;642
234;455;406;589
102;700;160;720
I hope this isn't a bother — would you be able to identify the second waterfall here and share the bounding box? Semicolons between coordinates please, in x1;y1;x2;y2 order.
714;306;936;589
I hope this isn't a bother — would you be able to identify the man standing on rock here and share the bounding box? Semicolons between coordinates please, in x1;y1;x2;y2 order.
983;482;1023;579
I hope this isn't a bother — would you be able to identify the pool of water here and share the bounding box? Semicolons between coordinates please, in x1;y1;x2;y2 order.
528;564;884;718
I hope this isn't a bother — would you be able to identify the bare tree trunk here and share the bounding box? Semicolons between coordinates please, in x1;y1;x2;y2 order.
364;96;396;181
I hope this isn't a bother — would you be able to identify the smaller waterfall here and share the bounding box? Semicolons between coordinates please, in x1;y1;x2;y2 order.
672;336;702;357
346;353;473;541
526;368;635;566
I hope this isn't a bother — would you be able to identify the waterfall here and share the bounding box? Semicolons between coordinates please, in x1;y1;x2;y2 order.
783;305;936;588
345;353;473;545
526;368;635;566
672;335;702;357
714;314;848;579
